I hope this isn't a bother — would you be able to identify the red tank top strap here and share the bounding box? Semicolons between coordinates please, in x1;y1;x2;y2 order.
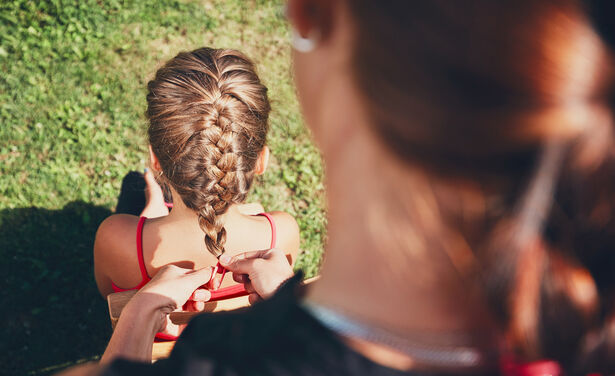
135;216;151;284
111;218;174;341
257;212;277;249
110;216;151;292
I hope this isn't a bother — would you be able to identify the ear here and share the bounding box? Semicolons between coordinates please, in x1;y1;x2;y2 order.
254;146;270;175
287;0;335;41
148;145;162;172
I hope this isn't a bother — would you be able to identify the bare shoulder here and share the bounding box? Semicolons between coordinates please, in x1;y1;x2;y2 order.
95;214;140;254
237;202;265;215
94;214;141;296
269;211;300;261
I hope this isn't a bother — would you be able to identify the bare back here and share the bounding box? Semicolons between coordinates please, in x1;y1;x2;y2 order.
94;203;299;297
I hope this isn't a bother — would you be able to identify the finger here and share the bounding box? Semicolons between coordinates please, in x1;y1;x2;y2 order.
184;267;215;290
240;249;273;260
193;300;205;311
190;288;211;302
164;321;181;337
219;249;269;266
158;315;169;333
158;264;184;276
232;273;248;284
248;293;261;305
244;281;255;294
219;257;260;275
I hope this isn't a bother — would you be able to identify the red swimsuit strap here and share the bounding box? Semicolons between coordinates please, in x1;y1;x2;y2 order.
110;216;150;292
135;216;151;285
257;212;277;249
163;213;277;340
204;213;278;301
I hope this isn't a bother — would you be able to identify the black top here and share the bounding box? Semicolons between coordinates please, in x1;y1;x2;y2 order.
102;274;420;376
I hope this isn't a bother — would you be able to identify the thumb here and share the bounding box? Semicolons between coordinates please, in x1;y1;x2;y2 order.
184;266;215;287
220;255;261;275
219;249;269;266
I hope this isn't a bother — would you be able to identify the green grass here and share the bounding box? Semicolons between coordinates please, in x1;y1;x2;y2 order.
0;0;326;374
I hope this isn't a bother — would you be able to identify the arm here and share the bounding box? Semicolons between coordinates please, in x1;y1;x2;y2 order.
100;293;162;364
93;215;139;297
102;265;213;363
56;265;214;375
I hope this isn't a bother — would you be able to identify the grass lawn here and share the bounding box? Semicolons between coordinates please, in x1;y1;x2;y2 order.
0;0;326;374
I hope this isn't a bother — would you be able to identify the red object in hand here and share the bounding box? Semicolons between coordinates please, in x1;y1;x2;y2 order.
209;283;249;301
197;261;249;302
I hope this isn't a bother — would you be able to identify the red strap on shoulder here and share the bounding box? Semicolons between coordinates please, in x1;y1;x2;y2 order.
135;216;151;286
110;216;151;292
257;212;277;249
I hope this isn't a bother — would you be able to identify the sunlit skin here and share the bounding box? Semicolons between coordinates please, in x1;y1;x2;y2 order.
56;0;615;373
61;1;488;374
94;144;300;298
288;0;494;370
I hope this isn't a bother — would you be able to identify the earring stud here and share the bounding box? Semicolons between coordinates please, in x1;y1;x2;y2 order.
292;28;319;53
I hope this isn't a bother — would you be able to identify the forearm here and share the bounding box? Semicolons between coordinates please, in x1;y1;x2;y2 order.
100;295;163;364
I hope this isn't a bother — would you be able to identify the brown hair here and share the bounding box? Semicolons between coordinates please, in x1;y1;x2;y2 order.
345;0;615;373
146;47;270;258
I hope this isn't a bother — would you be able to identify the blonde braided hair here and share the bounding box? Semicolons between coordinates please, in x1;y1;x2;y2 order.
146;48;270;258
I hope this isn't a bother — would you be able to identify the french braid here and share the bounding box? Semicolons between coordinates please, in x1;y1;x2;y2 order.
146;48;270;258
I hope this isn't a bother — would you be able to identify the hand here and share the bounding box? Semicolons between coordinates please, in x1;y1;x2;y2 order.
219;248;294;304
132;265;214;332
99;265;214;364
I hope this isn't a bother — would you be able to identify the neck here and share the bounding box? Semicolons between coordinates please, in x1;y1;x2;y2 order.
299;45;498;367
165;189;240;225
305;120;495;363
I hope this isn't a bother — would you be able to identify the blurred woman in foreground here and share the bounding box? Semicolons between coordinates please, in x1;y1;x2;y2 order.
63;0;615;375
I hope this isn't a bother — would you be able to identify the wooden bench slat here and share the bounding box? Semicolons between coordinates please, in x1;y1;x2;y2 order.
152;341;175;360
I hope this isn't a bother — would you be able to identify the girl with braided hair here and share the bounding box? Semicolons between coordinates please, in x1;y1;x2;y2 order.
58;0;615;375
93;48;300;329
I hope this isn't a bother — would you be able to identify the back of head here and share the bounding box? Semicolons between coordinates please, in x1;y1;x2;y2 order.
344;0;615;373
146;48;270;258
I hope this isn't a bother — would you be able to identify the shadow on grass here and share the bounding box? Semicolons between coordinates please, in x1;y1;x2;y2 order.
0;201;113;375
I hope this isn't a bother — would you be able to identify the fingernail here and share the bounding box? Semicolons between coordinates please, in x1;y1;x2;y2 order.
144;168;149;173
219;254;231;264
193;289;210;301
